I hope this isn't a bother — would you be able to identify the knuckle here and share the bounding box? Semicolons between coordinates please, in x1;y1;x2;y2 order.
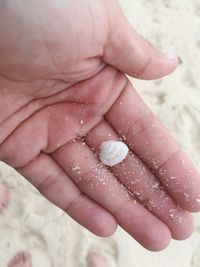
126;113;157;140
37;171;62;193
64;193;82;213
74;162;105;189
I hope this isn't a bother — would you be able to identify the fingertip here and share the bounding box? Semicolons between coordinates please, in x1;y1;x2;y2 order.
164;52;179;61
163;52;180;71
149;51;179;79
143;226;172;252
96;226;118;238
179;199;200;213
171;213;194;241
94;220;118;238
132;50;180;81
90;212;118;238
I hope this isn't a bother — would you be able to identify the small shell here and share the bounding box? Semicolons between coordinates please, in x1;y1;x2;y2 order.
100;140;129;167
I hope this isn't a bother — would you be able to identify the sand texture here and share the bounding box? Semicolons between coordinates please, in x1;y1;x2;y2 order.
0;0;200;266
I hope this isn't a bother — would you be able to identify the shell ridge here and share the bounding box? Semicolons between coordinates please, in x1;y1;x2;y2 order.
100;140;129;167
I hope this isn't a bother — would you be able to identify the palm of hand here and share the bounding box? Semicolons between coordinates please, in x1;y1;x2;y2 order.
0;0;200;252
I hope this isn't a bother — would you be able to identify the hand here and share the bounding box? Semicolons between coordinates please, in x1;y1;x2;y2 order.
0;0;199;251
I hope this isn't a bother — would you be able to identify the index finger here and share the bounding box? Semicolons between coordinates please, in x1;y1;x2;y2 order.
105;81;200;212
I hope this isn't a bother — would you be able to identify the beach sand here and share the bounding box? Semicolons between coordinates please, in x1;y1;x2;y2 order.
1;0;200;266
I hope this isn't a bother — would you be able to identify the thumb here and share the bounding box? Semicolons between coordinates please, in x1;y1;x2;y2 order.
103;1;179;80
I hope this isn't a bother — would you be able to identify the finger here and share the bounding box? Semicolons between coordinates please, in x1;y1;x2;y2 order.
103;1;178;80
85;120;194;240
17;153;117;237
105;81;200;212
53;140;172;251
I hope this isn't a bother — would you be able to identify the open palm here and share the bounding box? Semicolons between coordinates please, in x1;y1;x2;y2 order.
0;0;200;251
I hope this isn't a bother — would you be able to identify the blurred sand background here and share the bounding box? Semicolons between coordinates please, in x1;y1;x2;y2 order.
1;0;200;266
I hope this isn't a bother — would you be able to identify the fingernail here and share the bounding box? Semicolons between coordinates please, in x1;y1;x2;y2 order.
164;52;178;60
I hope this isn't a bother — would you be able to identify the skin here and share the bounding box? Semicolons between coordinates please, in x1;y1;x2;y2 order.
0;0;200;251
7;251;31;267
87;252;107;267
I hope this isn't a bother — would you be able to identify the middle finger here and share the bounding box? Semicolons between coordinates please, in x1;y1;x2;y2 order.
85;120;193;240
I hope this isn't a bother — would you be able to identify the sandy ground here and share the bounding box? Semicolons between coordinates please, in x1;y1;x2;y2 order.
1;0;200;266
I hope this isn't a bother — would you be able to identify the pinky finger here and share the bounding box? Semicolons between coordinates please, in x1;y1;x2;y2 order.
17;153;117;237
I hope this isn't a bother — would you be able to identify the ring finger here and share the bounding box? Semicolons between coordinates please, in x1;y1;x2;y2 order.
53;138;171;251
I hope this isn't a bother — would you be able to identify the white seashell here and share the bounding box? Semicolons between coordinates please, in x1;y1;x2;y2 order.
100;140;129;167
